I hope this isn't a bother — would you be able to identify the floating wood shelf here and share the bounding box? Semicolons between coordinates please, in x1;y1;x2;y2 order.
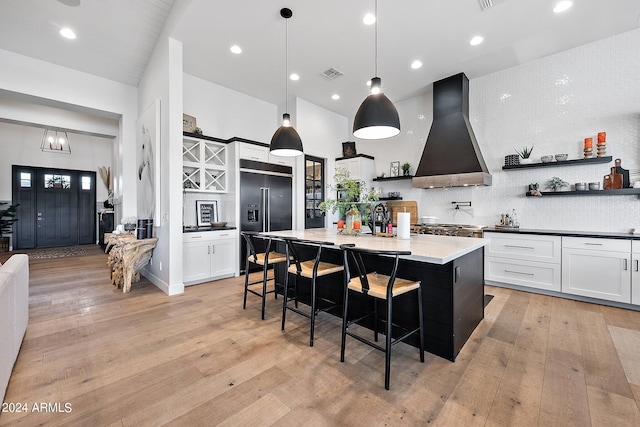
527;188;640;197
373;175;413;182
503;156;612;170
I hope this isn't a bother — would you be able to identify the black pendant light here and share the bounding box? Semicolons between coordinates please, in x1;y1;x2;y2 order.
270;8;303;157
353;0;400;140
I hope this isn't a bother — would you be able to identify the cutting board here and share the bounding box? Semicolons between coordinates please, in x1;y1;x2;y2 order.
385;201;418;225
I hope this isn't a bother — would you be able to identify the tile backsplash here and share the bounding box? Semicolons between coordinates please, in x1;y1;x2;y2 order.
382;28;640;232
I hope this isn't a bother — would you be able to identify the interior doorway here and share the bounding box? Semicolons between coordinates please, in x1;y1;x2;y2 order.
11;165;96;249
304;155;325;229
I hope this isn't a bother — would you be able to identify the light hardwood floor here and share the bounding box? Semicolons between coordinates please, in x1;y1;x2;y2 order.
1;245;639;426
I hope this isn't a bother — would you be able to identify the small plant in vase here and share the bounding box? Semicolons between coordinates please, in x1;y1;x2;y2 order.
318;168;378;234
401;162;411;176
546;176;569;192
514;145;534;164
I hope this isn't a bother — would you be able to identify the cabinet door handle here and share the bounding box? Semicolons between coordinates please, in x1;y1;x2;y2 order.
635;259;639;272
623;258;628;271
584;242;603;246
219;233;229;237
504;269;534;276
504;245;534;249
212;245;215;254
191;235;202;239
207;245;210;255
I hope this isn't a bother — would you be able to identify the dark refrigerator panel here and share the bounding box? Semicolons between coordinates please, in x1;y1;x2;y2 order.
239;169;292;272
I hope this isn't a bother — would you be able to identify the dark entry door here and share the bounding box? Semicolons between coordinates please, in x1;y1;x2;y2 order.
36;170;78;247
12;165;96;249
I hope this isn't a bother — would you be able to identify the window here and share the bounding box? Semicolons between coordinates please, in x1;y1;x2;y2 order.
81;176;91;190
20;172;31;188
44;174;71;189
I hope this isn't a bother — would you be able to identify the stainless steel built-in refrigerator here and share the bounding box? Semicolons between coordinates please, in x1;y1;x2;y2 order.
239;159;293;272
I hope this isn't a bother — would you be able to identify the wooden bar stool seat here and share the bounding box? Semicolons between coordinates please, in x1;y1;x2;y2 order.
241;231;290;320
282;237;344;347
340;244;425;390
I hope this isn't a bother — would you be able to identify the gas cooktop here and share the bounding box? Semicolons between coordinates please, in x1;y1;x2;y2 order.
411;223;486;238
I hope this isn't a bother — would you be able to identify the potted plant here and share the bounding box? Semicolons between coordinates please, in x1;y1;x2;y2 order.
401;162;411;176
0;202;19;252
514;145;534;164
546;176;569;192
318;168;378;234
98;166;114;208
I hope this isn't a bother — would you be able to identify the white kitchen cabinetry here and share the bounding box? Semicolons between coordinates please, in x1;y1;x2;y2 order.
183;136;227;192
238;142;295;168
183;230;237;285
562;237;631;303
335;156;375;192
484;232;562;292
633;241;640;305
239;142;269;162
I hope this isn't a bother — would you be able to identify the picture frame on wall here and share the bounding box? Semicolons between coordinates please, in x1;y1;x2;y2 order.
342;141;357;158
136;99;161;224
196;200;218;226
183;113;197;133
390;161;400;177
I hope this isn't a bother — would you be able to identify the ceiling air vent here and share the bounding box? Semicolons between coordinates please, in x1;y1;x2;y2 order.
478;0;508;11
320;67;344;81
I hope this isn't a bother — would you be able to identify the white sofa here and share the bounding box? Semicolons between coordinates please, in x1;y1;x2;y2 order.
0;254;29;403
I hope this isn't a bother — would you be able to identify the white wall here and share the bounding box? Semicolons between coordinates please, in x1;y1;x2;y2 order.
295;97;350;228
183;73;278;141
368;28;640;233
0;48;138;218
0;122;114;202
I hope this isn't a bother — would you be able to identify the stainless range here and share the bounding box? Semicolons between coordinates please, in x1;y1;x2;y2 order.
411;223;486;238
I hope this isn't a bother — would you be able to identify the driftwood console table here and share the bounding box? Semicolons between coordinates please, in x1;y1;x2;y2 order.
105;234;158;292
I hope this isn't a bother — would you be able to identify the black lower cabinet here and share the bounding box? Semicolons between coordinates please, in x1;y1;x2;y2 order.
273;242;484;362
99;211;114;250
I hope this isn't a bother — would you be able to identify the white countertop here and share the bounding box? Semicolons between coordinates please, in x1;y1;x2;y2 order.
260;228;488;265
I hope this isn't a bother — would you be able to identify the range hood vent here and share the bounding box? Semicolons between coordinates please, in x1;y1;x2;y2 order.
413;73;492;188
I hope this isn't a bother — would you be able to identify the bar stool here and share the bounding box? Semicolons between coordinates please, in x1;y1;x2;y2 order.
281;237;344;347
241;231;289;320
339;244;424;390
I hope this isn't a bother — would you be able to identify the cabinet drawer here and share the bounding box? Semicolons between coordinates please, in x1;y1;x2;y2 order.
484;232;561;263
239;143;269;162
209;230;236;240
183;232;210;242
485;256;561;292
562;236;631;252
633;240;640;254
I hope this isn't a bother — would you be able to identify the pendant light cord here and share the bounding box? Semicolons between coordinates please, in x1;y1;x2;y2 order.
285;16;289;113
374;0;378;77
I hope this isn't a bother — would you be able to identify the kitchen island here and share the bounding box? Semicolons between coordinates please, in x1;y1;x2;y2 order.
261;229;488;361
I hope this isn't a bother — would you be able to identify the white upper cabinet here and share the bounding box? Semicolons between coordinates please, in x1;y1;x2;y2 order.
183;136;228;193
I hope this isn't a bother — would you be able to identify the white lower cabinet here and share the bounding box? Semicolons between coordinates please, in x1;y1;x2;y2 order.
484;232;561;291
632;241;640;305
183;230;237;285
561;237;631;303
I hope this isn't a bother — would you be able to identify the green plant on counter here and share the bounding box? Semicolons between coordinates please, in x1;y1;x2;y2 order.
318;167;378;224
514;145;534;159
546;176;569;191
401;162;411;172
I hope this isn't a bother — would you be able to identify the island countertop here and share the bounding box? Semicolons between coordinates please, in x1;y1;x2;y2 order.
261;228;488;265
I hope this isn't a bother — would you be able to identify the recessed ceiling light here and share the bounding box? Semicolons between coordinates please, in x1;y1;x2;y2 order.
363;13;376;25
59;27;76;39
469;36;484;46
411;60;422;69
331;94;340;100
553;1;573;13
230;45;242;54
289;73;299;81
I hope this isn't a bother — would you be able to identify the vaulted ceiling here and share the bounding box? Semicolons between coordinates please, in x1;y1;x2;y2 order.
1;0;639;118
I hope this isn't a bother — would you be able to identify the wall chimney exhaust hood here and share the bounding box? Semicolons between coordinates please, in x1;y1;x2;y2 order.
412;73;492;188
